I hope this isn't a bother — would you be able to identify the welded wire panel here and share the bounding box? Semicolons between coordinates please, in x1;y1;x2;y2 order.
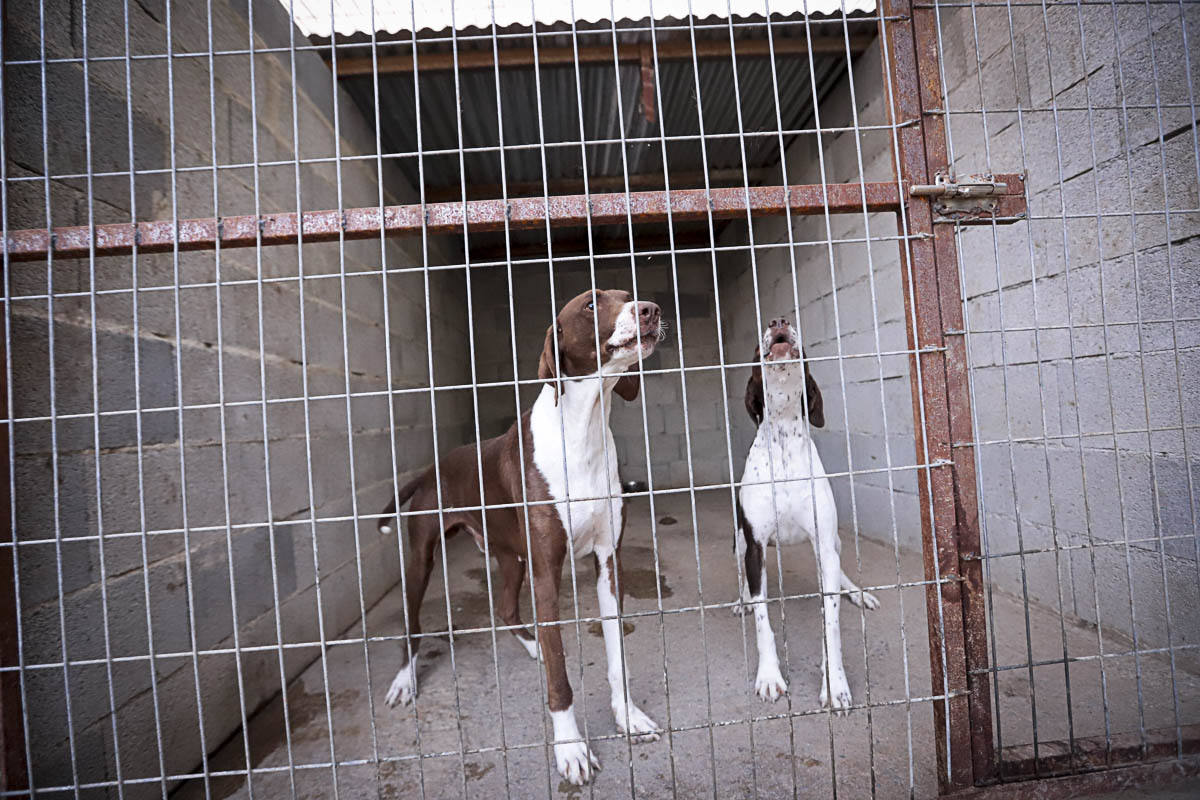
7;0;1192;798
931;0;1200;782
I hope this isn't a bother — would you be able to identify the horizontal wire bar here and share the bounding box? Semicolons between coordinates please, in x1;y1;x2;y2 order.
2;346;932;425
3;582;963;671
968;532;1200;561
1;460;951;550
979;643;1200;676
3;121;913;185
3;231;923;302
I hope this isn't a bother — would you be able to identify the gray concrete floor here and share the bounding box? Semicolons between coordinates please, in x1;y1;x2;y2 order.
180;491;1199;800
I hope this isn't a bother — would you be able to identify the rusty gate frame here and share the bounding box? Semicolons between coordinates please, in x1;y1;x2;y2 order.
0;0;1096;795
879;0;994;792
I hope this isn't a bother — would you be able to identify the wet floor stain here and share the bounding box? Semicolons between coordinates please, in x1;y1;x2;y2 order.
619;547;674;599
586;620;635;637
463;760;495;782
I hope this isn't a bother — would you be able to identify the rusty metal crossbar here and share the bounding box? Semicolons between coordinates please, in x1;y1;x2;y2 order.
2;176;1028;263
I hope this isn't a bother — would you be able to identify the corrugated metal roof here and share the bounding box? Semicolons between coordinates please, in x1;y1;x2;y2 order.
316;11;874;254
283;0;876;38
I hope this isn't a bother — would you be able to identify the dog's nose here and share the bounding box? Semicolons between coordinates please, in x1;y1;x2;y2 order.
769;317;788;328
638;301;661;326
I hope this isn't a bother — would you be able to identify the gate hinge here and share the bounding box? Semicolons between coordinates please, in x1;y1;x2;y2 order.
909;172;1027;224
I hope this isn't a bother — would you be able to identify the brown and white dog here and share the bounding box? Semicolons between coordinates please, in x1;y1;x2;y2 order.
735;318;879;712
377;289;663;785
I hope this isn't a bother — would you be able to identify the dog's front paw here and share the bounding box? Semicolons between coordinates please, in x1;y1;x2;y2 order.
820;675;852;715
614;702;661;743
731;598;753;617
851;590;881;611
755;665;788;702
554;739;600;785
385;662;417;707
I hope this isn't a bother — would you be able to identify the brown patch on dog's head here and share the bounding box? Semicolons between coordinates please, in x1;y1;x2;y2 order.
538;289;661;402
745;336;825;429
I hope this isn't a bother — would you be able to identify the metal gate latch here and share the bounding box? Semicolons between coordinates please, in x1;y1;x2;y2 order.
908;172;1026;223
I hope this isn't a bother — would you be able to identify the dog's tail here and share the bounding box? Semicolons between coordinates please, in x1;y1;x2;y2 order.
378;472;425;535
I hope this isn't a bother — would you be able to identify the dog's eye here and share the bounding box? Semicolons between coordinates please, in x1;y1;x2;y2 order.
585;300;594;311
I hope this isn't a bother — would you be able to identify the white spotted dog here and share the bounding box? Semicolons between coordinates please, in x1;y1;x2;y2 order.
734;317;879;712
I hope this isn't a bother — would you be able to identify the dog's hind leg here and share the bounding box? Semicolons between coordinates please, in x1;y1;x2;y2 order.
839;569;880;610
496;550;539;660
386;516;438;708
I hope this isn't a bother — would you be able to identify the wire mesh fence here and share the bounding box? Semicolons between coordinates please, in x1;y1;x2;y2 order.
0;0;1196;798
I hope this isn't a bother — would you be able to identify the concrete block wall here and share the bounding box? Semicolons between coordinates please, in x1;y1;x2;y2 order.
5;0;472;792
937;1;1200;653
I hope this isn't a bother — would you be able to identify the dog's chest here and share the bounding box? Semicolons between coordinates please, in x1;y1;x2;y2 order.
530;388;624;558
739;416;826;542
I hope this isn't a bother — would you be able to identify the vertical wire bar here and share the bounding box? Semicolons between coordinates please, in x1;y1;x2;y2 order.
845;5;925;790
657;6;761;793
1135;0;1191;755
600;5;667;790
825;3;907;792
78;1;126;793
1104;0;1168;754
0;16;37;791
323;0;385;778
963;0;1090;773
877;0;983;789
717;8;803;798
678;4;733;793
287;1;342;790
163;0;214;791
446;4;515;790
362;4;401;791
393;4;434;794
950;0;1053;770
561;5;617;790
1171;0;1200;662
38;0;84;788
640;5;705;793
521;6;585;789
254;3;300;792
203;1;254;790
121;0;170;791
429;9;487;793
1035;0;1149;761
963;2;1089;720
992;0;1113;776
404;3;475;793
793;4;879;789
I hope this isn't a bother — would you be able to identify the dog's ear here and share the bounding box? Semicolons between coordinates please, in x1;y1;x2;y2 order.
745;347;764;427
538;323;560;403
803;350;824;428
614;371;640;401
